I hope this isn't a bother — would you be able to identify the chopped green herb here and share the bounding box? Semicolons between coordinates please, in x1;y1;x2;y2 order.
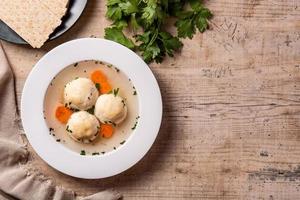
95;61;99;64
95;83;101;90
66;125;72;133
92;152;100;155
113;88;120;96
107;64;113;68
108;121;117;127
49;127;54;132
101;151;106;154
64;103;68;107
121;99;126;107
115;67;120;72
74;63;78;67
56;139;61;142
80;150;86;155
69;107;80;112
113;147;116;150
74;77;79;80
120;140;126;145
131;117;139;130
133;91;137;95
131;122;137;130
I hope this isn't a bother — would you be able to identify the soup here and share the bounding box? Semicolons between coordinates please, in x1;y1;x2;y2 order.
44;60;139;155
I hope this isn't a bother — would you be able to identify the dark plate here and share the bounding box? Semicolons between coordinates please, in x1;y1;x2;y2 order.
0;0;87;45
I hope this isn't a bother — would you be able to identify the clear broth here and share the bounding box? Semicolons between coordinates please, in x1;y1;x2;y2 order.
44;60;139;155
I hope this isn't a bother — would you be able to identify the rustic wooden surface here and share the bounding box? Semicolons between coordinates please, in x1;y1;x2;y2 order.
1;0;300;199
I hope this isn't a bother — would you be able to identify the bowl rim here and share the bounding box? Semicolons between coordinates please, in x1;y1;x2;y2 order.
21;38;162;179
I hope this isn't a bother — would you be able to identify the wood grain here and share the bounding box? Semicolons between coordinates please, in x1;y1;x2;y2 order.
2;0;300;199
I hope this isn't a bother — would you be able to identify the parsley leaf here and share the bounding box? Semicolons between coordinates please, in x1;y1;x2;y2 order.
104;0;212;63
137;30;182;63
104;27;135;49
119;0;139;15
175;3;213;38
106;6;122;21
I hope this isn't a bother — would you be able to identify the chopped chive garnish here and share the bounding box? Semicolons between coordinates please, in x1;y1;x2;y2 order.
56;139;61;142
66;125;72;133
120;140;126;145
133;91;137;95
113;88;119;96
108;121;116;127
131;117;139;130
121;99;126;107
74;63;78;67
95;83;100;90
92;152;100;155
80;150;86;155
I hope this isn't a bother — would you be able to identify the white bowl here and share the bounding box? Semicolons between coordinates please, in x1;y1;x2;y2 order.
21;38;162;179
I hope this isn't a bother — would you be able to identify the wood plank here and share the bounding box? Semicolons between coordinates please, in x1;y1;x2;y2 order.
2;0;300;199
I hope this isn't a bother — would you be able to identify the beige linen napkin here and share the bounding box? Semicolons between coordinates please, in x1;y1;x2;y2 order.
0;42;122;200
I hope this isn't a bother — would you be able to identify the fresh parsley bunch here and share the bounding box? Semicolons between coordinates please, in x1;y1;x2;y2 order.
104;0;212;63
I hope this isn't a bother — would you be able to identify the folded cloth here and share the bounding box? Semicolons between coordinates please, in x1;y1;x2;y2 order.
0;42;122;200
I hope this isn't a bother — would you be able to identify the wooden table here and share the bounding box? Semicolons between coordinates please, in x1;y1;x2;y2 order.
2;0;300;199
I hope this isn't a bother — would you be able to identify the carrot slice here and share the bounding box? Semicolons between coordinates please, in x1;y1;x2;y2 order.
90;70;112;94
55;106;72;124
91;70;107;83
100;124;114;138
100;81;112;94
